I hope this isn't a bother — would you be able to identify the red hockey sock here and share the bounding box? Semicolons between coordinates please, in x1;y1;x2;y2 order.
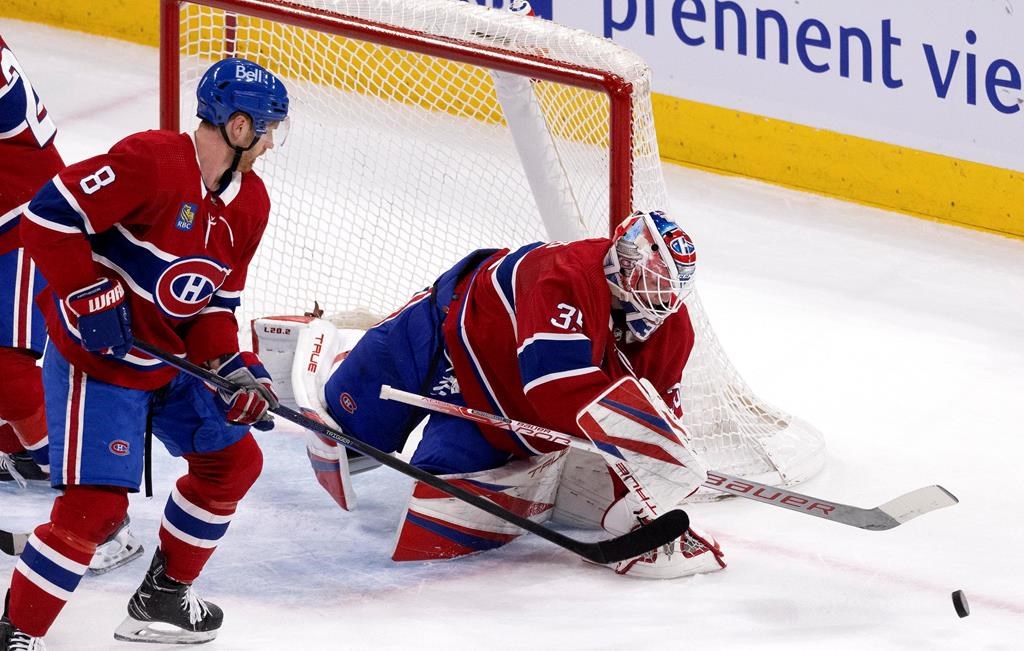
0;421;22;453
0;347;47;448
8;485;128;637
158;433;262;583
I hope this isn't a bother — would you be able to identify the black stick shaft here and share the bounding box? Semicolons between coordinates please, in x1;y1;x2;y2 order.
132;340;688;564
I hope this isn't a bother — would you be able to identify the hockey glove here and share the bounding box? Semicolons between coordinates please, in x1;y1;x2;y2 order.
66;278;133;358
211;352;279;431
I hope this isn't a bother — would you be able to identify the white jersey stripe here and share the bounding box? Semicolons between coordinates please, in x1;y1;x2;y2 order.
522;366;603;395
516;332;591;356
459;273;510;419
12;249;24;347
23;205;80;234
0;201;28;230
52;175;95;234
24;256;35;348
113;224;177;262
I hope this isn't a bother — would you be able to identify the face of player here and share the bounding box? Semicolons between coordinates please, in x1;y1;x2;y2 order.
229;116;287;172
626;255;683;316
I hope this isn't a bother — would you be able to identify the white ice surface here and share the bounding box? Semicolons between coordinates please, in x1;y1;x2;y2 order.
1;19;1022;651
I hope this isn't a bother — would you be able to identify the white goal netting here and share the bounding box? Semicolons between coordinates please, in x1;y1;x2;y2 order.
165;0;825;494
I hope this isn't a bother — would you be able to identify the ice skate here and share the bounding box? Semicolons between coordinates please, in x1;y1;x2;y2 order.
89;516;144;575
0;452;48;488
113;550;223;645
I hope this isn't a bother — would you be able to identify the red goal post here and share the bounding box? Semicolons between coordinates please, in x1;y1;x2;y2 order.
160;0;635;227
159;0;826;495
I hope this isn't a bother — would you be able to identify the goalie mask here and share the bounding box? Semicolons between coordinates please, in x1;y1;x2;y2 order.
606;211;696;339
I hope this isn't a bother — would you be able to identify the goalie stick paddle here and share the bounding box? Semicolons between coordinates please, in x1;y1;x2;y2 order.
0;529;28;556
379;385;960;531
131;340;688;565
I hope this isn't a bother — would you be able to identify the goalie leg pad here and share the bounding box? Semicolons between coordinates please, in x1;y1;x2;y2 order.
391;449;568;561
551;446;616;529
254;315;379;511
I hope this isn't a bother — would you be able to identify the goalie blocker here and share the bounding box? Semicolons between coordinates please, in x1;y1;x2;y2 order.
253;315;724;578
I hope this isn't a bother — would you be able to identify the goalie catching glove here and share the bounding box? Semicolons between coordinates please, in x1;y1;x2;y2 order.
209;352;279;430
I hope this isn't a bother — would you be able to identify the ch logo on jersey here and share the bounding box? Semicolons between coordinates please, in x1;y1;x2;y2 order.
154;257;229;319
109;440;130;456
175;202;198;231
339;393;357;414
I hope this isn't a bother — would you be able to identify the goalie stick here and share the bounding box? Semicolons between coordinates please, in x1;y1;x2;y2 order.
379;385;959;531
0;528;28;556
131;340;689;564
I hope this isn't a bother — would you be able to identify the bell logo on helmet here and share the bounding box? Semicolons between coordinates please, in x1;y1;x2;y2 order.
235;64;270;84
196;57;290;135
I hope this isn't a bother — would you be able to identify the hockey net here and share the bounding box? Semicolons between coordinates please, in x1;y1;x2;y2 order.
161;0;825;495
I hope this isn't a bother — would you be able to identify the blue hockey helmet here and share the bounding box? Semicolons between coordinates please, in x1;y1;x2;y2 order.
196;58;289;137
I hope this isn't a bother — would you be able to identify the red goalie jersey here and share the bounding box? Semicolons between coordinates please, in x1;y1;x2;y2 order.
21;130;270;389
442;239;695;456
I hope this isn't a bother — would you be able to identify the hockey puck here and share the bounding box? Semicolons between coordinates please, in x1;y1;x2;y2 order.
951;590;970;618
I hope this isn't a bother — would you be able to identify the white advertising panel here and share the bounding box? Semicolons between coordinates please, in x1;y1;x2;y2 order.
464;0;1023;171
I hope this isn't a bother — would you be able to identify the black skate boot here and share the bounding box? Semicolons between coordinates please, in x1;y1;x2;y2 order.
1;590;47;651
0;452;48;486
113;549;223;645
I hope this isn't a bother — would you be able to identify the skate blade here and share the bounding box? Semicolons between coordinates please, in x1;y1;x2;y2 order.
89;543;145;575
113;616;218;645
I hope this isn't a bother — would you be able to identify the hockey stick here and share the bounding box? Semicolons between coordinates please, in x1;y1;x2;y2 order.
0;528;29;556
379;385;959;531
131;340;688;564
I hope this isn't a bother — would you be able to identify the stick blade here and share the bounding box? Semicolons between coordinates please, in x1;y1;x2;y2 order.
590;509;690;564
0;530;28;556
873;485;959;530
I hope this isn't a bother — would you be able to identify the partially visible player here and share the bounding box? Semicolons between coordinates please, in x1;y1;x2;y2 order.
0;57;289;650
0;32;63;483
0;31;144;580
262;210;726;579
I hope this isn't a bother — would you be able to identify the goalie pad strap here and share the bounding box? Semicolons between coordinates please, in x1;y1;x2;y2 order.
391;449;568;561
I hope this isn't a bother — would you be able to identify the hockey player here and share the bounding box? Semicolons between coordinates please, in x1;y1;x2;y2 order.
0;32;144;579
0;57;289;650
269;210;726;578
0;32;63;485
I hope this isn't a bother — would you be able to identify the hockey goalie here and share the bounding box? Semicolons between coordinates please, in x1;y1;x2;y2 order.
256;210;725;578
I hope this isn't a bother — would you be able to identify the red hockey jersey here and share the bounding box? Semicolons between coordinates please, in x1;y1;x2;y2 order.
0;34;65;255
443;239;694;457
21;130;270;389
